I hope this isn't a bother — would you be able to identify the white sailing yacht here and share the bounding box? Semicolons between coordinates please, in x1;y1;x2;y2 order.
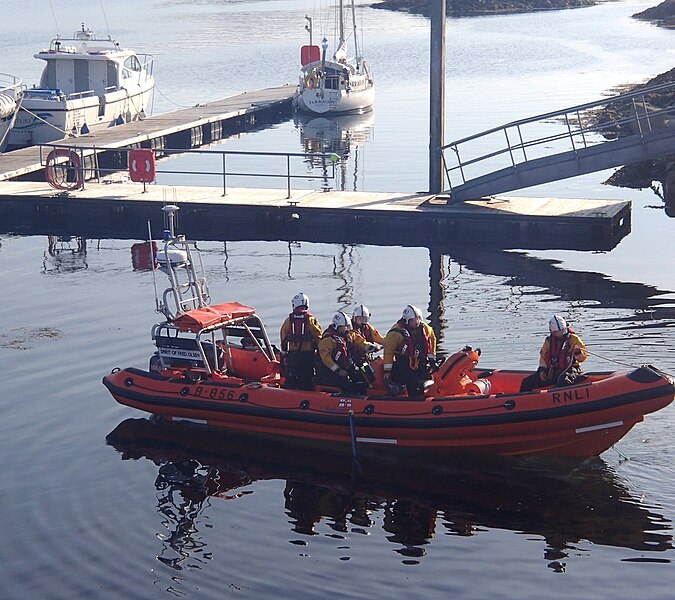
8;24;154;148
295;0;374;115
0;73;23;152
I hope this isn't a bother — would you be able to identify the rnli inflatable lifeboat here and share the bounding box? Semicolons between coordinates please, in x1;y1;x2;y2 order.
103;207;675;458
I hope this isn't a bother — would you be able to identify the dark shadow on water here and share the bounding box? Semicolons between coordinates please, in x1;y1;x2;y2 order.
107;418;673;569
439;244;673;313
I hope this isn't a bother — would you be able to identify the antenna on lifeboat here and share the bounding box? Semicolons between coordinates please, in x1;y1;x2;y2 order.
163;203;179;238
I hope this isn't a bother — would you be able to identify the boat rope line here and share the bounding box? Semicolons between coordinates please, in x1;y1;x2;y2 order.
585;348;675;379
610;445;631;462
153;86;201;109
584;348;638;369
19;106;70;135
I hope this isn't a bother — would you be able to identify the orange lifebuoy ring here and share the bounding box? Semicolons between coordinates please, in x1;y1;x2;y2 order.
45;148;84;191
128;148;156;183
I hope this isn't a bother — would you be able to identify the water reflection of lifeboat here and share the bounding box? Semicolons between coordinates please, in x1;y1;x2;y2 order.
107;417;673;556
102;207;675;458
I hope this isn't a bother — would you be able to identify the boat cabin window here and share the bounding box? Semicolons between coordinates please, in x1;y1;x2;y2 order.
124;56;141;72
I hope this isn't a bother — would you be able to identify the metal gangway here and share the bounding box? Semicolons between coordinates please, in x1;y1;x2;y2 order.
441;81;675;201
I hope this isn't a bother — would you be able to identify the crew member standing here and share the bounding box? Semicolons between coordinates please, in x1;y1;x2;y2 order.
383;305;437;398
280;292;322;390
520;314;588;392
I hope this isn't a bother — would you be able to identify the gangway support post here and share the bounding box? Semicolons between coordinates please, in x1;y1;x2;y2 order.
429;0;446;195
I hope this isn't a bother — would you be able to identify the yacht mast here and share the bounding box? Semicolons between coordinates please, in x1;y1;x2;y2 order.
350;0;360;61
338;0;345;48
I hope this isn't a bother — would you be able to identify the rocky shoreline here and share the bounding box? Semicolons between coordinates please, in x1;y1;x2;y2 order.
632;0;675;29
371;0;596;17
372;0;675;23
597;68;674;204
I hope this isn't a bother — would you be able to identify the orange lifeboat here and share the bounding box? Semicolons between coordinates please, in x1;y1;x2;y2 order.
102;207;675;458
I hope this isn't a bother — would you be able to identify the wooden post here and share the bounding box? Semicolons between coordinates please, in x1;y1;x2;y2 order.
428;248;445;350
429;0;446;194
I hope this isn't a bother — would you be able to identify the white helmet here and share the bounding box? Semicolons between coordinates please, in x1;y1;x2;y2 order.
292;292;309;310
352;304;371;322
332;311;350;329
549;314;568;335
402;305;423;321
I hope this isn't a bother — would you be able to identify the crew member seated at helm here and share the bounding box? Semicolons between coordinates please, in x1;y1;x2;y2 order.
280;292;322;390
350;304;383;381
520;314;588;392
383;305;437;399
351;304;384;346
316;311;375;395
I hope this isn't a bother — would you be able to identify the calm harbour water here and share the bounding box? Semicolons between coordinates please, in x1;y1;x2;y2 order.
1;1;675;598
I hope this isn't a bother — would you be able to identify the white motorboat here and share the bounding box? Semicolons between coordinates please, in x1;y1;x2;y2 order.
0;73;24;152
8;24;154;149
295;0;374;115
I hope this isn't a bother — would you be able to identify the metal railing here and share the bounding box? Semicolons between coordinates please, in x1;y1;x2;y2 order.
441;81;675;196
39;143;338;198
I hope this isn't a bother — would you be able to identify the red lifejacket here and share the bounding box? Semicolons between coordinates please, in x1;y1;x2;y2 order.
353;321;376;343
547;327;576;371
323;326;350;368
284;310;316;347
393;320;433;370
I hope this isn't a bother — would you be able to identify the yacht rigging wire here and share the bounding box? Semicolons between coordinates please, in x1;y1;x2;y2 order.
100;0;111;38
47;0;60;37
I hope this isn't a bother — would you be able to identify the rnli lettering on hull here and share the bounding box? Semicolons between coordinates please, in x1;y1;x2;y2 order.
552;387;591;404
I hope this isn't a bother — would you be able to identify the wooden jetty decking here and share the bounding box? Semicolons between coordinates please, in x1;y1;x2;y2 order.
0;84;296;181
0;180;631;251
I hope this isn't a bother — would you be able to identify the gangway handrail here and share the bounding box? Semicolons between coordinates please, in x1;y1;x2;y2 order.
441;80;675;197
443;81;674;149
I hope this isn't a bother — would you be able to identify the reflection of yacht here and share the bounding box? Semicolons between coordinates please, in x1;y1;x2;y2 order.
295;110;374;156
295;111;374;191
8;24;154;149
295;0;374;115
0;73;23;152
107;417;674;560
